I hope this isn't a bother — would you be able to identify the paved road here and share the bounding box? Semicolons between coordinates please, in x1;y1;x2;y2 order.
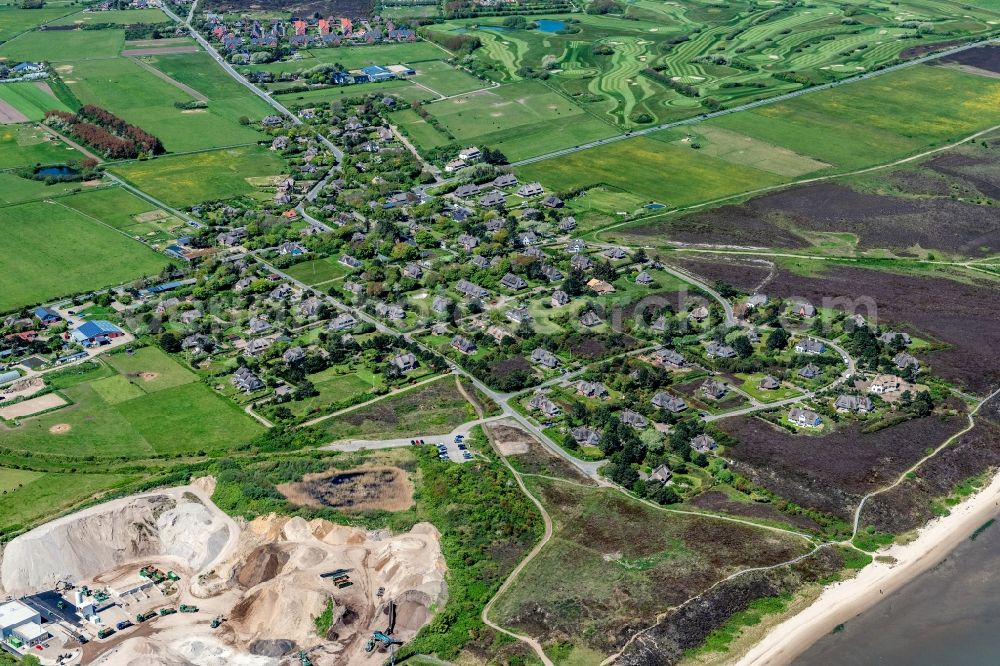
323;414;506;463
508;36;1000;168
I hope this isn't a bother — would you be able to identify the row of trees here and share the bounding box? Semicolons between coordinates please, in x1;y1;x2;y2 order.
44;105;164;159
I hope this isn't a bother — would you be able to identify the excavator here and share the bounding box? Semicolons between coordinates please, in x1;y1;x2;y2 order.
364;602;403;662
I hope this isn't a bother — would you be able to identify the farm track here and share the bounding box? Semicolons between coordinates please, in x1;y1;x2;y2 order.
129;56;209;101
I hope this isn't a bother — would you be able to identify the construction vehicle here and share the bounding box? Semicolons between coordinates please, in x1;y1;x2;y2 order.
166;571;180;582
319;568;352;579
336;581;353;589
159;607;177;617
331;575;350;584
116;620;132;631
136;613;151;623
376;586;385;598
364;602;403;660
211;616;223;629
298;651;313;666
97;628;115;640
179;604;199;613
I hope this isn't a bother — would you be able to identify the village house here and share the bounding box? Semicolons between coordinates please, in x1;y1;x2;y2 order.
432;296;452;314
528;393;561;418
798;363;821;379
690;434;717;454
506;306;531;324
577;380;608;399
179;309;202;325
33;306;61;326
835;394;874;414
232;366;264;393
653;348;687;369
451;335;477;355
635;271;654;286
471;255;490;269
601;247;628;260
283;346;305;365
156;297;180;314
516;182;544;197
298;297;323;317
650;316;667;333
493;173;518;188
500;273;528;291
343;281;365;296
868;374;903;395
551;290;570;307
701;380;728;400
559;217;577;232
479;190;506;208
880;331;912;346
531;348;560;369
391;352;418;372
455;279;489;299
517;231;537;246
340;255;363;269
652;392;687;413
580;310;602;327
587;278;615;295
759;375;781;390
567;239;587;253
572;426;601;446
329;312;357;331
688;305;710;322
247;317;270;335
620;409;648;429
244;337;273;357
402;263;423;279
746;293;768;308
70;320;124;347
374;302;405;320
571;254;593;271
789;407;823;428
486;325;509;343
893;352;920;371
542;195;563;209
794;338;826;355
457;233;479;250
453;183;480;198
706;341;736;359
650;464;672;484
540;265;563;282
792;302;816;317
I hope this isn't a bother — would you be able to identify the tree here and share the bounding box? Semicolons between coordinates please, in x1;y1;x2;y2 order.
732;335;754;359
650;483;680;505
766;327;790;351
159;331;181;353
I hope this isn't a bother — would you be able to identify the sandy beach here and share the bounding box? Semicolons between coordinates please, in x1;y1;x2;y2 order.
736;469;1000;666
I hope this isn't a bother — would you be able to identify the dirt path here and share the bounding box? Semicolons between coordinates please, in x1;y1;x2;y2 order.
121;45;201;56
39;124;103;163
129;56;209;102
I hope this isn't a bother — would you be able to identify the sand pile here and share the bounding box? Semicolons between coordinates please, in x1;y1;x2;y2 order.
0;490;232;595
96;636;278;666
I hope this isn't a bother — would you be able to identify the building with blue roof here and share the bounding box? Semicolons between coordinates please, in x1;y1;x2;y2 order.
361;65;394;82
33;306;61;326
70;320;124;347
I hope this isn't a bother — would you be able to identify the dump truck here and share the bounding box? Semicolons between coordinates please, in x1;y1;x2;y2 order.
167;571;180;582
319;568;352;579
136;613;151;623
97;628;115;640
179;604;199;613
159;607;177;617
211;616;223;629
336;581;353;589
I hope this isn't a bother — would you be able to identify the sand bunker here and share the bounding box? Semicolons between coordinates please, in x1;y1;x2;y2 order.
49;423;71;434
138;372;160;382
277;466;414;513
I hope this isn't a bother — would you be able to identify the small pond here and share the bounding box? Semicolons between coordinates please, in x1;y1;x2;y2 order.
537;19;566;33
35;165;79;177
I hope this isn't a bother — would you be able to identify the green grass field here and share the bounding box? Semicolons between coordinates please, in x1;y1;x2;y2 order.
111;145;287;208
0;80;72;121
0;352;263;457
392;79;619;161
0;29;124;61
53;186;160;230
320;377;475;441
0;5;77;42
0;196;169;311
0;125;82;169
411;59;486;97
50;8;171;26
517;135;784;204
64;56;267;152
242;40;445;74
0;469;135;536
283;257;349;285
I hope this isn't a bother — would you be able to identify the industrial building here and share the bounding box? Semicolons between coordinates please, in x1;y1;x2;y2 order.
0;600;49;649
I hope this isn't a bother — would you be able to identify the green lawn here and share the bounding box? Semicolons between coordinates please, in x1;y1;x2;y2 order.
0;196;170;311
517;135;784;204
1;355;263;457
244;41;445;74
283;257;349;285
0;125;82;170
0;467;41;492
0;470;135;536
0;5;78;42
0;171;82;205
737;373;802;403
54;186;160;230
321;376;475;441
63;56;266;152
50;8;171;26
0;28;124;61
110;145;287;208
412;59;486;97
0;81;72;120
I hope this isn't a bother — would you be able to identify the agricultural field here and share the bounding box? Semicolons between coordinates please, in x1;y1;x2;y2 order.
0;348;264;457
0;124;81;169
429;0;1000;129
0;80;72;121
49;8;172;26
53;186;164;231
110;145;288;208
490;476;811;657
320;376;476;442
0;194;170;311
391;79;619;161
410;59;486;97
273;78;434;107
63;56;268;152
0;170;81;204
240;40;445;74
0;28;125;61
0;5;77;42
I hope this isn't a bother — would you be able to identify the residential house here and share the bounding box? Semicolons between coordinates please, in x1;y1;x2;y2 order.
269;284;293;301
451;335;477;355
579;310;602;327
798;363;821;379
571;254;593;271
587;278;615;294
247;317;270;335
880;331;912;346
706;341;737;358
601;247;628;260
620;409;648;429
835;394;874;414
527;393;561;418
507;306;531;324
234;277;253;292
567;239;586;253
559;217;577;232
156;297;180;314
70;320;124;347
455;279;489;299
479;190;506;208
453;183;480;198
340;255;362;269
457;233;479;250
531;348;560;369
375;302;405;320
572;426;601;446
283;346;305;364
542;195;563;208
493;173;518;188
794;338;826;355
232;366;264;393
517;231;537;246
792;302;816;317
432;296;452;314
701;380;728;400
577;380;608;399
471;255;490;269
635;271;654;286
278;241;306;256
458;146;481;161
759;375;781;390
650;464;672;484
690;434;717;454
688;305;710;322
652;392;687;413
653;348;687;369
329;312;357;331
33;306;61;326
444;159;466;173
746;293;768;308
392;352;418;372
789;407;822;428
179;309;202;325
540;265;563;282
516;182;544;197
551;290;570;307
893;352;920;371
868;374;902;395
403;263;423;279
343;281;365;296
298;297;323;317
500;273;528;291
244;337;273;356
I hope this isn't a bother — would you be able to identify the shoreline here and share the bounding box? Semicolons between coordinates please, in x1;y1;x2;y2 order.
735;469;1000;666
